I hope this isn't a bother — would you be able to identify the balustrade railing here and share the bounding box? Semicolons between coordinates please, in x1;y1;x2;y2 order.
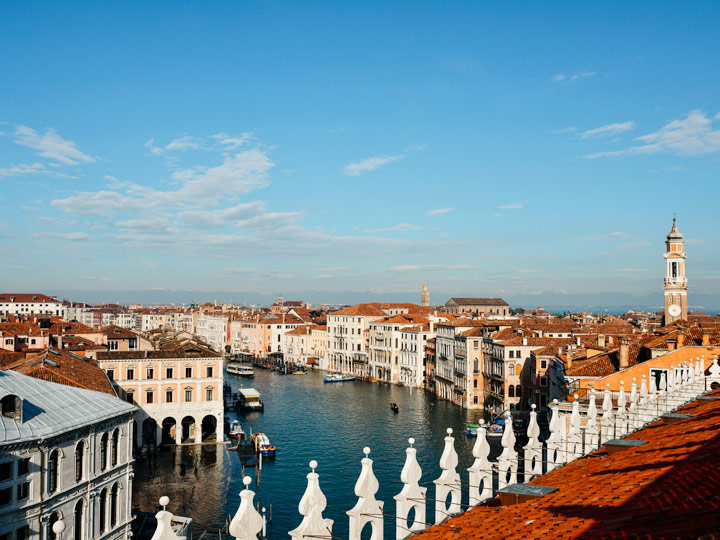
153;356;720;540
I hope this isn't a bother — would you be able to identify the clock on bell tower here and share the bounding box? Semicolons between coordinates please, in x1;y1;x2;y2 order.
663;217;687;325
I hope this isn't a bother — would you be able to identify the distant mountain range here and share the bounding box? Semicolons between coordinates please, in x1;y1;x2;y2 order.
42;289;720;315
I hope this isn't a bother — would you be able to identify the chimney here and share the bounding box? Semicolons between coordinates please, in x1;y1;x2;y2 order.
676;333;685;348
667;339;676;351
522;337;527;346
598;334;606;348
565;352;573;370
702;332;710;346
619;338;630;369
576;336;581;346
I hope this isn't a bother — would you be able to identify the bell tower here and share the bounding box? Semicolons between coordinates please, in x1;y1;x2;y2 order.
663;217;687;325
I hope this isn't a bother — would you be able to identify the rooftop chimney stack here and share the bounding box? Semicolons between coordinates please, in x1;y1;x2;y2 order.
598;334;606;348
619;338;631;369
677;333;685;348
702;333;710;346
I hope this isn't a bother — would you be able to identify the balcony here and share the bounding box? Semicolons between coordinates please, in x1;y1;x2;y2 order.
488;391;504;402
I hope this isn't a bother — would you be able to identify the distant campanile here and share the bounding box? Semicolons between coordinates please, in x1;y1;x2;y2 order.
663;217;688;325
421;283;430;307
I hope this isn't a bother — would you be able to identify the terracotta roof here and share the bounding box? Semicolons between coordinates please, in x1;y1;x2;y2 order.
0;322;44;336
96;345;220;360
446;297;509;306
331;304;387;316
4;348;115;395
414;389;720;539
50;321;101;335
101;324;140;339
0;293;60;303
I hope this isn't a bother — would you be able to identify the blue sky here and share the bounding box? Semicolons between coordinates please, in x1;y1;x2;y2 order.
1;1;719;302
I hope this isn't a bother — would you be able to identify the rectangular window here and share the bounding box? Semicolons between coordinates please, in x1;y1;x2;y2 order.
166;367;173;379
126;392;134;404
146;367;154;379
0;487;11;506
146;391;154;404
540;359;548;369
106;369;115;381
540;376;548;387
126;367;135;380
185;389;192;402
17;458;30;477
185;367;192;378
16;528;30;540
206;388;213;401
16;482;29;501
206;366;213;377
0;462;11;481
166;390;173;403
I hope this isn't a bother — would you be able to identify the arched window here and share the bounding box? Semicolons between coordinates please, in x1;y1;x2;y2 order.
110;483;119;527
74;498;84;540
516;385;523;398
473;379;478;389
49;512;60;540
508;385;515;398
75;441;85;482
100;433;108;471
48;449;59;493
111;429;119;467
99;488;107;533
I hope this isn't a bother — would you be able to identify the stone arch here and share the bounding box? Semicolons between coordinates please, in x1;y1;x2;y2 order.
201;415;217;442
142;417;157;447
75;440;85;482
161;417;177;445
181;415;196;443
48;511;62;540
73;498;85;540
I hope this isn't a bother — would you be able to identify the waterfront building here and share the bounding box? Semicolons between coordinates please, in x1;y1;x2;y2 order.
443;297;509;317
0;294;65;319
0;322;49;352
95;342;224;447
664;217;688;325
283;324;326;367
433;319;486;408
195;314;228;353
101;325;153;352
0;370;136;540
368;314;437;383
398;323;433;387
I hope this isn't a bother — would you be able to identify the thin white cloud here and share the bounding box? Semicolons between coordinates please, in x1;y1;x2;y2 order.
580;121;635;139
497;202;525;210
364;223;420;233
552;127;577;134
552;71;596;83
389;264;473;272
32;231;90;241
343;155;404;176
426;207;454;216
13;126;95;165
0;162;50;178
586;110;720;158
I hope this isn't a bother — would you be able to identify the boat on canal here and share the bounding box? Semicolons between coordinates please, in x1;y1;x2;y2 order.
227;363;254;377
251;432;276;457
237;388;264;411
466;423;479;436
390;402;399;413
227;419;245;439
324;372;355;383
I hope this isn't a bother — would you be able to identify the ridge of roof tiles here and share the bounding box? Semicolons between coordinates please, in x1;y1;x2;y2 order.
414;388;720;539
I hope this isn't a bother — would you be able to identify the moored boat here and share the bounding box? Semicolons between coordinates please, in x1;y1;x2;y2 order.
251;432;276;457
238;388;264;411
390;402;399;413
466;423;479;437
227;419;245;439
227;363;255;377
324;372;355;383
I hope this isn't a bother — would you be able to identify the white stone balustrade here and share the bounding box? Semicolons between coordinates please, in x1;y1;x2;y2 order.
290;460;334;540
496;416;518;488
151;496;182;540
524;405;543;480
348;447;384;540
601;385;614;443
433;428;461;524
229;476;264;540
584;390;600;452
394;438;426;540
546;399;566;472
566;396;582;463
467;421;493;505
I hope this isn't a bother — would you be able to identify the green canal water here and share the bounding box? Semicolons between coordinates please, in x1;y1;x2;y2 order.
133;368;503;538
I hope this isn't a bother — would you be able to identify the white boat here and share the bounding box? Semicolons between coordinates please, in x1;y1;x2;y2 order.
238;388;264;410
227;363;254;377
324;373;355;383
227;419;245;439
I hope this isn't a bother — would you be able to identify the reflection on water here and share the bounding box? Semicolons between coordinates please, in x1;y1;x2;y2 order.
133;369;502;538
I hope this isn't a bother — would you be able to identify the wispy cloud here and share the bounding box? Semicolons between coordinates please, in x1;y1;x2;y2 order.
389;264;473;272
13;126;95;165
586;110;720;158
426;207;454;216
615;268;649;273
497;202;525;210
343;154;404;176
32;231;90;241
0;162;50;178
552;127;577;134
580;121;635;139
552;71;596;83
365;223;420;233
146;133;252;155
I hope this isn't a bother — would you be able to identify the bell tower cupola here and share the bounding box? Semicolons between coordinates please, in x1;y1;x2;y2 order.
663;217;687;325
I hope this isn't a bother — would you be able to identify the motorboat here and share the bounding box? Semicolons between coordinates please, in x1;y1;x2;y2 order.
323;373;355;383
227;363;254;377
251;433;276;457
466;423;479;437
227;419;245;439
488;418;505;437
238;388;264;411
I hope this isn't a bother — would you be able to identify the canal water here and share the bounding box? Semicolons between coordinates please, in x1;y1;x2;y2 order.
133;368;503;539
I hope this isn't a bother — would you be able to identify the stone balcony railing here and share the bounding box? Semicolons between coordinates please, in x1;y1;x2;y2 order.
152;355;720;540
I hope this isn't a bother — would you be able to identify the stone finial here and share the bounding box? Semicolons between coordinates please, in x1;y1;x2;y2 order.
546;400;565;472
52;521;65;536
151;497;182;540
668;366;675;392
640;375;648;402
566;395;582;462
649;373;657;395
229;477;264;540
433;428;461;524
524;404;543;478
468;420;492;505
585;390;599;451
628;383;640;431
348;448;384;540
497;414;518;486
394;438;426;540
290;461;334;540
